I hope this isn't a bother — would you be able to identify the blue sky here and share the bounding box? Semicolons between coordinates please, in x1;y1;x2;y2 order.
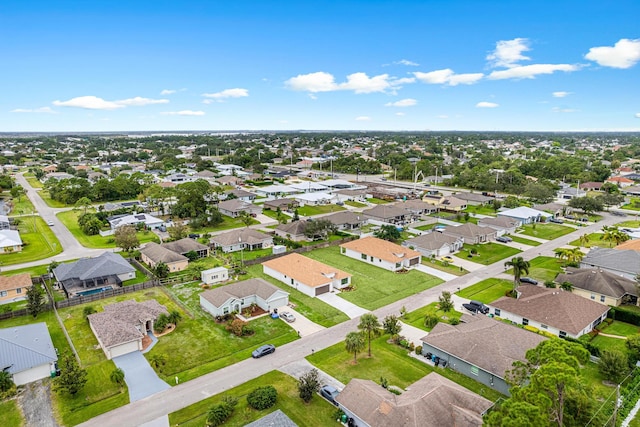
2;0;639;132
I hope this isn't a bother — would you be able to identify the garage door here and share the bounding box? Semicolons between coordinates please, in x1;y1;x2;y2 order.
315;285;331;296
409;257;419;266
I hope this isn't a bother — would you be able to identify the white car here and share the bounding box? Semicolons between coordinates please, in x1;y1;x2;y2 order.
280;312;296;323
47;220;54;226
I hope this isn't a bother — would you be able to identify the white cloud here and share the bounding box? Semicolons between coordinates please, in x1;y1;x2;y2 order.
487;38;531;68
395;112;405;116
355;116;371;121
339;73;391;94
308;94;317;100
585;38;640;69
395;59;419;66
160;110;205;116
160;89;176;95
10;107;56;114
488;64;579;80
552;107;578;113
53;96;124;110
476;102;499;108
285;72;337;92
552;91;571;98
116;97;169;106
385;98;417;107
635;113;640;118
393;77;416;85
285;71;404;94
202;88;249;100
413;69;483;86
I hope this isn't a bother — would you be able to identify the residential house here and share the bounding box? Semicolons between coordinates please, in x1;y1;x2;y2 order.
362;205;412;225
294;192;338;206
53;252;136;297
262;253;351;297
210;228;273;253
423;195;468;213
226;189;257;202
396;199;438;216
581;248;640;280
200;278;289;317
532;202;567;218
164;173;194;184
254;184;300;199
201;267;229;285
323;211;366;231
43;164;58;173
615;239;640;252
453;192;494;206
340;236;422;272
489;284;610;338
580;182;604;192
606;176;634;188
217;199;262;218
215;175;244;186
442;223;496;244
496;206;551;225
336;372;493;427
0;323;58;385
289;181;328;193
0;230;22;253
195;170;217;183
161;238;209;259
557;186;582;199
335;188;369;202
555;268;638;307
421;315;545;396
108;213;164;230
624;185;640;196
88;300;169;359
0;273;32;304
263;198;299;211
245;410;297;427
140;242;189;273
403;233;463;258
476;217;519;236
275;220;309;242
0;215;10;230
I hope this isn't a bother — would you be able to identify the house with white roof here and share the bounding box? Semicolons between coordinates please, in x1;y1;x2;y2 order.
294;192;339;206
108;213;164;230
496;206;551;225
0;229;22;253
288;181;328;193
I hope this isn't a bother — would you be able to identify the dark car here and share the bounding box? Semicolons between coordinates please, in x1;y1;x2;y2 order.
462;300;489;314
565;215;575;220
251;344;275;358
520;277;538;285
495;236;512;243
549;218;564;224
320;385;340;405
612;211;627;217
188;233;200;239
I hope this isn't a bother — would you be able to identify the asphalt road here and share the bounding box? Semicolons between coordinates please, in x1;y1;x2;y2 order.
77;213;619;427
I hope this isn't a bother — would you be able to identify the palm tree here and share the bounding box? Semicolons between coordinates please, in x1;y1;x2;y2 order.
504;256;530;292
0;370;14;393
564;247;585;264
358;313;381;357
148;353;166;370
345;331;365;363
168;310;182;326
579;233;590;247
110;367;125;387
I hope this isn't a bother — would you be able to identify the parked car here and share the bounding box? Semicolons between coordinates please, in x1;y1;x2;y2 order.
251;344;276;358
565;215;575;220
520;277;538;285
441;256;454;263
495;236;510;243
549;218;564;224
188;233;199;239
47;220;54;226
462;300;489;314
280;312;296;323
320;385;340;405
612;211;627;217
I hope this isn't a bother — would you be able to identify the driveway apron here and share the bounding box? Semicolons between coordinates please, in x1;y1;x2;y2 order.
113;352;170;402
316;292;368;319
414;264;457;281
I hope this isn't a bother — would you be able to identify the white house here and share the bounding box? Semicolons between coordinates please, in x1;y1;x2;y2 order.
0;323;58;386
340;236;422;272
0;229;22;253
496;206;551;225
199;278;289;317
201;267;229;285
108;213;165;230
294;192;339;206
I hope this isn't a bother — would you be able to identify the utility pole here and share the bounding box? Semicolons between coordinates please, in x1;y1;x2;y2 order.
613;384;620;427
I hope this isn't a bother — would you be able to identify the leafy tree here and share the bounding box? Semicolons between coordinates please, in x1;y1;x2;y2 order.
382;315;402;336
602;225;630;247
114;225;140;252
167;222;189;241
304;219;336;240
206;395;238;427
147;353;166;370
168;310;182;325
153;261;170;279
504;257;530;292
596;193;625;209
424;313;439;329
578;233;590;247
524;182;556;204
491;199;502;212
297;369;320;403
238;211;253;227
598;349;630;384
83;306;97;319
503;195;521;209
345;331;365;363
74;196;93;215
358;313;381;357
553;247;585;265
438;291;454;312
110;367;125;387
0;370;15;393
154;313;170;333
567;196;603;214
627;335;640;362
54;355;88;395
10;186;25;202
26;284;45;318
247;385;277;409
292;208;300;221
374;224;401;242
184;250;199;261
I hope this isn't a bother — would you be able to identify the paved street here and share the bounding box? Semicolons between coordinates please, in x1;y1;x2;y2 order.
77;213;619;427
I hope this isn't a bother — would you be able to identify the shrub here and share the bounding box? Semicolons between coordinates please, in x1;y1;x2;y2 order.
424;313;439;329
449;318;460;326
524;325;540;333
154;313;169;333
206;396;238;427
415;345;422;355
544;280;556;288
247;385;277;410
227;318;247;337
387;386;403;395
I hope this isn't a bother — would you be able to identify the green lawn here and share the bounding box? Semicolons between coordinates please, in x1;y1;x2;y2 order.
39;190;69;208
456;278;513;304
25;175;43;188
191;214;259;233
344;200;367;208
455;243;521;265
463;205;498;216
0;399;23;427
617;220;640;228
57;209;160;249
366;197;390;204
421;258;468;276
522;256;564;283
305;246;443;310
590;334;629;353
245;264;349;327
569;233;612;248
507;234;542;246
6;195;35;216
0;216;62;265
1;263;51;278
598;320;640;337
122;269;149;286
403;302;463;332
259;208;281;220
169;371;338;427
519;223;575;240
297;204;346;216
308;335;504;402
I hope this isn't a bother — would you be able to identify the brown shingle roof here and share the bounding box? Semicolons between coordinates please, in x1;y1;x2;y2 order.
340;236;421;264
200;278;285;307
422;316;545;379
323;211;364;226
491;284;610;335
362;204;408;220
211;228;272;247
336;373;493;427
161;238;208;254
262;253;350;287
0;273;32;292
615;239;640;252
443;223;495;239
556;268;638;299
276;220;308;236
141;242;188;264
404;233;460;250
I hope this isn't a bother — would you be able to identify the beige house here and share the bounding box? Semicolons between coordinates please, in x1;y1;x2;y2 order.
140;242;189;272
556;268;639;307
340;236;422;272
0;273;32;304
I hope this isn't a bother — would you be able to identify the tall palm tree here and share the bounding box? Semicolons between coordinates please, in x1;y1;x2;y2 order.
579;233;590;247
345;331;365;363
358;313;381;357
504;256;531;292
602;226;629;247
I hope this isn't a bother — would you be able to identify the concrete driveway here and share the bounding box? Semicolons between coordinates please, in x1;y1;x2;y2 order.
112;352;170;402
414;264;457;281
279;307;324;337
316;292;368;319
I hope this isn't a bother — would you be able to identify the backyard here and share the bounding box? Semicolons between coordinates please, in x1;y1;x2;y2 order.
519;223;575;240
0;216;62;265
454;242;521;265
305;246;443;310
463;204;498;216
297;204;346;216
456;278;513;304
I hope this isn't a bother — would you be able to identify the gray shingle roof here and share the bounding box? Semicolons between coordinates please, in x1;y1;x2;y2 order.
556;268;638;299
53;252;135;282
404;233;460;250
323;211;364;226
200;278;285;308
161;238;208;255
0;323;57;375
276;220;308;236
210;228;272;247
141;242;188;264
443;223;495;239
244;410;298;427
362;204;408;220
218;199;256;212
581;248;640;276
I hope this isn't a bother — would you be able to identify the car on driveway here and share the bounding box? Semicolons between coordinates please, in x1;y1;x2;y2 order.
251;344;275;358
462;300;489;314
320;385;340;405
441;256;454;263
280;312;296;323
549;218;564;224
47;220;54;226
520;277;538;285
495;236;511;243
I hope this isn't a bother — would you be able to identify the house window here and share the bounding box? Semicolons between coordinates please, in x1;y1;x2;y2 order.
16;288;22;294
290;278;294;285
361;253;367;260
0;291;6;297
395;263;401;268
370;256;373;262
470;366;479;376
600;295;606;302
541;324;548;329
341;278;348;285
591;294;595;300
494;308;501;316
223;307;229;315
522;318;529;326
559;331;567;338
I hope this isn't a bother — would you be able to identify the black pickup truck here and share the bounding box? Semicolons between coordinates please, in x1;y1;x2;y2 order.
462;300;489;314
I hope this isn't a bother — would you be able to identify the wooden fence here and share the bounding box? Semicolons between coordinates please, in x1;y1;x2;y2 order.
54;280;159;309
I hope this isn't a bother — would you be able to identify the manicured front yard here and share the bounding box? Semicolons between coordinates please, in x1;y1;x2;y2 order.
308;335;504;402
0;216;62;265
344;200;367;208
463;205;498;216
169;371;338;427
569;232;613;248
403;302;463;332
521;256;564;283
617;220;640;228
519;223;575;240
297;204;346;216
305;246;443;310
421;258;468;276
456;278;513;304
507;234;542;246
25;175;43;188
366;197;390;204
454;243;521;265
